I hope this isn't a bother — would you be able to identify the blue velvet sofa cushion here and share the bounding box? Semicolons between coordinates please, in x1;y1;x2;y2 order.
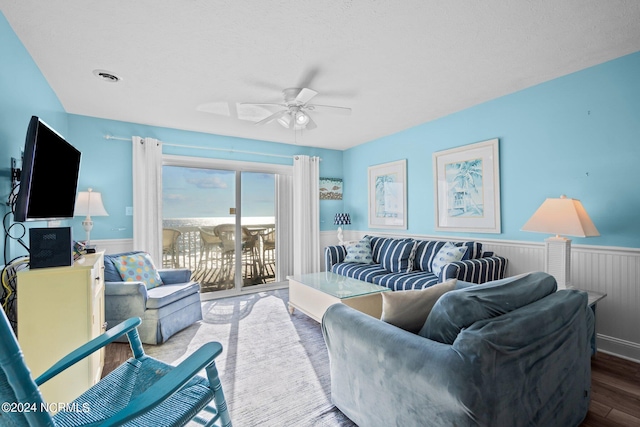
420;271;557;344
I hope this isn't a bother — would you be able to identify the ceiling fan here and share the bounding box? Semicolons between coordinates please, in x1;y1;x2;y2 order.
241;87;351;131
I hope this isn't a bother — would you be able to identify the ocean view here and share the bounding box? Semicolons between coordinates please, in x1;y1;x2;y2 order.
163;216;276;228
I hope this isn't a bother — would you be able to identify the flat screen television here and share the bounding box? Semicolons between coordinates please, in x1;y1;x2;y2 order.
13;116;81;222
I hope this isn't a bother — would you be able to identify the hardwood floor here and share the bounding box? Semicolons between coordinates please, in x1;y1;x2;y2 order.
104;345;640;426
582;353;640;427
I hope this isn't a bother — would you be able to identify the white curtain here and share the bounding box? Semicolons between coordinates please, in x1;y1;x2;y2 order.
275;174;293;281
132;137;163;262
292;155;320;275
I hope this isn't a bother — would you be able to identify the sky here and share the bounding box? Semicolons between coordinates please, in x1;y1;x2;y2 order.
162;166;275;219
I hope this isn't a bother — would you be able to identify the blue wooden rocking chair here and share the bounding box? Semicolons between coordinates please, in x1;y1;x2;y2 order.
0;305;232;427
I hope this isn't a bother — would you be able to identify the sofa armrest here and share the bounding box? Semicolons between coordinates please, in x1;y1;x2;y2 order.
451;290;592;426
324;245;347;271
158;268;192;284
104;282;148;320
105;281;147;298
322;304;476;426
441;255;508;284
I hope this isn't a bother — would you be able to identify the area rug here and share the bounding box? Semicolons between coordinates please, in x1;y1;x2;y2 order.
143;289;356;427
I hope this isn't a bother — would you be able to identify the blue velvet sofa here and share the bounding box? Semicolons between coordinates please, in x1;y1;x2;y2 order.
103;251;203;345
324;235;507;290
322;272;595;427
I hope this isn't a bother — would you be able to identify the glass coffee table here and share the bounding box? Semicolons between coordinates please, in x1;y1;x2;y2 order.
288;271;390;322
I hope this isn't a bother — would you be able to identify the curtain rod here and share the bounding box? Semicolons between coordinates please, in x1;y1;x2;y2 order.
103;134;320;160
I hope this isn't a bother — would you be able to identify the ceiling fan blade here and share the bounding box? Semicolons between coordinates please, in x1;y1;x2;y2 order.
305;116;318;130
295;88;318;105
196;102;231;116
254;110;287;126
307;104;352;115
239;102;286;108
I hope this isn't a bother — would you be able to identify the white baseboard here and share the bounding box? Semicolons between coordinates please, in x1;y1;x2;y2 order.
597;334;640;364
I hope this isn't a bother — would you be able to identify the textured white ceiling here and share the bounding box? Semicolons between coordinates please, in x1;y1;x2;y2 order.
2;1;640;150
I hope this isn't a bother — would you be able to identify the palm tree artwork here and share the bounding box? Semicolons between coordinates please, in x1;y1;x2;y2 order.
445;158;484;218
375;173;401;218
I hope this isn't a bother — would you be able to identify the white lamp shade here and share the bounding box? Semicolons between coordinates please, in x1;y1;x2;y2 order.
521;195;599;238
75;190;109;217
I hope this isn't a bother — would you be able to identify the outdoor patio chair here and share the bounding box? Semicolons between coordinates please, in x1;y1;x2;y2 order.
213;224;261;285
197;227;223;285
162;228;182;268
0;305;232;427
261;226;276;279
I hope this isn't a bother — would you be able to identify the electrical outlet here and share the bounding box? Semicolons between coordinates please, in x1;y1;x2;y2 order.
125;206;133;216
10;157;21;184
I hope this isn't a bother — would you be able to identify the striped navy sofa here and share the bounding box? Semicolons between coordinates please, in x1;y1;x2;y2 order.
324;235;507;290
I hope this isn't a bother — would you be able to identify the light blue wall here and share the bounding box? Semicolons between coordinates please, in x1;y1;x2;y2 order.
66;114;343;241
0;12;68;262
344;51;640;248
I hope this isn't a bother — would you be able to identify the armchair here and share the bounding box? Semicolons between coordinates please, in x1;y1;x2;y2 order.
104;251;203;345
0;305;232;426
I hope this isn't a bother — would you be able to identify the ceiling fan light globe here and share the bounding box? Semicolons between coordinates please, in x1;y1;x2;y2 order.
295;111;309;126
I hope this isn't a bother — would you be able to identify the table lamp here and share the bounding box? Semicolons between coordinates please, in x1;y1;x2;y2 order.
521;195;599;289
74;188;109;251
334;213;351;245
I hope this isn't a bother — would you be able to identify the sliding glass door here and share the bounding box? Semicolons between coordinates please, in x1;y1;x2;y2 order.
240;171;276;287
161;156;290;296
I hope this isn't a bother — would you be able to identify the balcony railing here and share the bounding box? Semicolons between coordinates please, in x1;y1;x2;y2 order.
162;224;276;293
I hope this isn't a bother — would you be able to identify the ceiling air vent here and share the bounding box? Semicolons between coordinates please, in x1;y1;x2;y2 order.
93;69;121;82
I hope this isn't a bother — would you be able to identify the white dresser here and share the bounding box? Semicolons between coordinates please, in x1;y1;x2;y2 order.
17;251;106;405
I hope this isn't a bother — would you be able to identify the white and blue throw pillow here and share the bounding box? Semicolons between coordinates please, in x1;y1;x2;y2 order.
344;237;374;264
431;242;468;276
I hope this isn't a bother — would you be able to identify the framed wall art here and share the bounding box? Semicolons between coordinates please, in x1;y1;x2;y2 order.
368;159;407;229
319;177;343;200
433;138;501;233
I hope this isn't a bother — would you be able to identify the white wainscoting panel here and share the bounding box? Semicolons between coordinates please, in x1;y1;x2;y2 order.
93;239;133;255
571;246;640;362
319;231;339;271
484;241;640;362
